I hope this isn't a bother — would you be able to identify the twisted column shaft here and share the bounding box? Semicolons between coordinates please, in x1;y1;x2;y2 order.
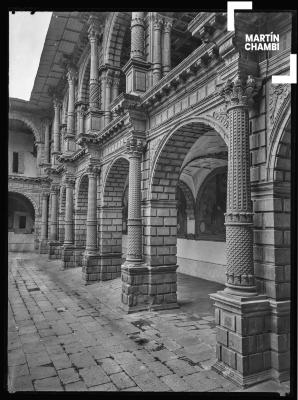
152;15;162;85
41;194;49;240
131;12;145;60
222;75;258;296
126;139;143;263
50;187;58;241
53;99;61;154
44;122;50;163
86;167;99;252
162;19;172;76
64;179;74;245
66;68;76;136
88;16;100;110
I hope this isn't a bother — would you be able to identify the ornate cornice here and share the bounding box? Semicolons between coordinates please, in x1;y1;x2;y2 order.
8;175;51;184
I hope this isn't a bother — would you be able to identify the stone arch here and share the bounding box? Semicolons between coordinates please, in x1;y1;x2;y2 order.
100;156;129;280
103;12;131;67
9;112;41;144
146;118;228;271
8;189;39;218
266;100;291;181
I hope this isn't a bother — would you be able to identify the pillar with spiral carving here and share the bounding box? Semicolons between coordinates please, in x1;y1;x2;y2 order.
88;16;100;111
65;66;76;153
125;138;144;263
64;176;75;245
131;12;145;60
49;185;59;241
39;192;49;253
52;98;61;163
162;18;172;77
104;74;113;126
152;14;163;85
221;75;258;296
44;120;50;164
85;165;99;253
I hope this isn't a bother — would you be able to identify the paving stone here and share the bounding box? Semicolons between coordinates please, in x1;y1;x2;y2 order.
70;351;97;369
79;365;110;387
34;376;63;391
152;349;178;362
9;375;34;392
165;358;200;377
64;342;85;354
161;373;193;391
132;372;171;392
183;372;223;391
113;351;138;365
58;367;80;384
29;366;57;380
146;361;173;377
8;350;26;366
50;353;72;370
26;351;51;367
8;363;29;378
100;358;123;375
87;345;111;360
110;372;136;390
88;382;118;391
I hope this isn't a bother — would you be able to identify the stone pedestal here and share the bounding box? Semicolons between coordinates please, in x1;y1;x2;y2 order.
210;291;272;387
82;252;101;283
48;240;61;260
99;253;122;281
61;245;76;269
39;239;48;254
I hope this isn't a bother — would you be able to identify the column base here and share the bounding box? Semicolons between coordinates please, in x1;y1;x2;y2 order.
39;239;48;254
121;263;179;314
61;244;76;269
212;360;272;388
82;251;101;284
210;290;272;388
100;253;122;281
48;241;62;260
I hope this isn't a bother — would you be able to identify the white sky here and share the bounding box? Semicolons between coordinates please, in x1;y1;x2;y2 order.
9;11;52;101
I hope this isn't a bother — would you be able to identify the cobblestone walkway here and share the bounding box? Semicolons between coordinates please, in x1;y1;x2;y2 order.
8;252;290;393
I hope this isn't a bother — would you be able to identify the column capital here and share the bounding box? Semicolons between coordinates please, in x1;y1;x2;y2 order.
50;184;60;194
86;164;100;176
131;12;145;27
220;75;262;109
88;15;101;42
153;14;163;30
163;17;173;33
53;97;62;110
64;175;76;187
66;67;77;85
41;192;50;200
126;137;145;157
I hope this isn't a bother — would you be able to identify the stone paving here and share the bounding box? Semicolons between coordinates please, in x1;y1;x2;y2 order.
8;252;290;393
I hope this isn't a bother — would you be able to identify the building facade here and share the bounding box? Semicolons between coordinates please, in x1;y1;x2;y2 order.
9;11;292;387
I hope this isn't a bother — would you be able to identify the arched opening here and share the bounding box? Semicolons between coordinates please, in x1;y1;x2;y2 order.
148;120;228;309
75;175;89;266
100;157;129;280
8;192;35;252
9;118;39;177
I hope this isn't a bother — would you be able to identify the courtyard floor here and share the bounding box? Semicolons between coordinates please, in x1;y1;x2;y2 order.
7;252;290;393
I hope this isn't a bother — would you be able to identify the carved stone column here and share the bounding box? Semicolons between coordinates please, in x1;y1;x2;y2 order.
210;76;271;387
104;75;113;126
86;165;99;253
64;177;75;245
48;184;60;259
65;66;76;153
61;176;76;269
82;165;101;283
52;98;61;164
39;192;49;253
126;138;143;263
162;18;172;77
88;16;100;111
111;73;120;103
121;138;148;313
152;14;163;85
44;120;50;164
78;103;85;135
131;12;145;60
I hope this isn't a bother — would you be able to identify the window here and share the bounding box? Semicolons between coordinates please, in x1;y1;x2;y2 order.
19;215;26;229
12;152;18;173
